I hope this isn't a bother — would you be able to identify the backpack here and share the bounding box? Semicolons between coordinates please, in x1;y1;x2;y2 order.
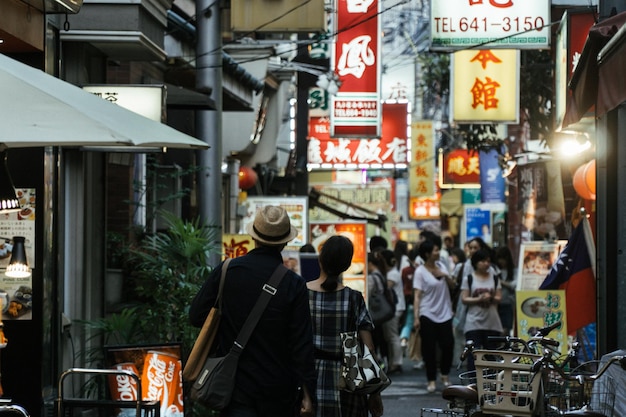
466;272;500;296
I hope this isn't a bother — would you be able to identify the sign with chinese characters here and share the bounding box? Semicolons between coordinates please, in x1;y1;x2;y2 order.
452;49;519;123
240;196;308;251
331;0;381;137
409;121;435;198
516;290;568;357
409;196;441;220
222;234;254;260
439;149;481;188
308;87;330;118
309;221;367;299
308;103;408;169
517;161;567;241
83;85;164;121
0;188;36;321
555;10;596;130
430;0;550;50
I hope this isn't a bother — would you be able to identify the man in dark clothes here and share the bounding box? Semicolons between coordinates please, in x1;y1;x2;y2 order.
190;205;316;417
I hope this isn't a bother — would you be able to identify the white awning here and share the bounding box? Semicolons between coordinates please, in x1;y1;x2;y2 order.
0;53;209;150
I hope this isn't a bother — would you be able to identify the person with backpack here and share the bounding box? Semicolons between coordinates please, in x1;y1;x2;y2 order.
460;248;503;371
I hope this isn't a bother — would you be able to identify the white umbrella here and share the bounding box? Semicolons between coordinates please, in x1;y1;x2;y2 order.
0;53;209;150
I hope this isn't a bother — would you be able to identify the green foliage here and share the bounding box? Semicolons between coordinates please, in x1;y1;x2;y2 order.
125;212;220;355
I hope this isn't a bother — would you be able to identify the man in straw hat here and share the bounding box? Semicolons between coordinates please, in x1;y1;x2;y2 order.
190;205;316;417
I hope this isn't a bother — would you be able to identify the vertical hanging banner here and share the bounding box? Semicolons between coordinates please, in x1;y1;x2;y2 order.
479;148;505;203
451;49;520;123
331;0;381;138
409;121;434;198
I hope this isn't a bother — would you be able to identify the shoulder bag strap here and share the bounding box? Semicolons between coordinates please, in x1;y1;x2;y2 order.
231;263;289;352
216;258;231;311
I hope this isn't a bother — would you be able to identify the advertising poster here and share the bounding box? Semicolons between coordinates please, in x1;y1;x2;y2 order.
464;206;492;245
516;290;568;357
516;242;565;291
309;222;367;299
241;196;308;251
0;188;36;321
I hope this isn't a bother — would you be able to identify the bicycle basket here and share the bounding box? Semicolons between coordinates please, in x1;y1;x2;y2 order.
546;372;615;417
473;350;542;416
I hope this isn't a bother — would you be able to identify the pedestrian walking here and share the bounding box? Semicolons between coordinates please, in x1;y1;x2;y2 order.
307;235;383;417
189;205;316;417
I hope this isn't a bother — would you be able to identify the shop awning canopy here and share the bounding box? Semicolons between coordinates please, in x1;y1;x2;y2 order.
563;12;626;128
0;53;209;150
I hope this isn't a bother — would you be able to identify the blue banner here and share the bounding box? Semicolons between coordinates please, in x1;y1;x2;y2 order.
479;149;505;203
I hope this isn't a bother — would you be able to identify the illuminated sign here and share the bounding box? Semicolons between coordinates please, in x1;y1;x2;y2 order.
409;121;435;198
430;0;550;50
331;0;381;137
451;49;519;123
309;103;408;169
439;149;481;188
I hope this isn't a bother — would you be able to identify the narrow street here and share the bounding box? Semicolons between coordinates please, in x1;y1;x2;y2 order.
380;358;465;416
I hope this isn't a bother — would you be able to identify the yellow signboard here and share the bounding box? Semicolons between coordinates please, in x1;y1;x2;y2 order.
452;49;519;123
409;121;435;198
516;290;568;358
222;234;254;260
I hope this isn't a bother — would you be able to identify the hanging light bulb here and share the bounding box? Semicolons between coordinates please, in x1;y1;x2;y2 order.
5;237;30;278
0;151;20;212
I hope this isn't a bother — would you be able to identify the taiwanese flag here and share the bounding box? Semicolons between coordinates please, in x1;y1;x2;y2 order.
540;217;596;333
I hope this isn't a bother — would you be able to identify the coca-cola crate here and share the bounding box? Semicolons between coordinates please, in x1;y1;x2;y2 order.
56;368;160;417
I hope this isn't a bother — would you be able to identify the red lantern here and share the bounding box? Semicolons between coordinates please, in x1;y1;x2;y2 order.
573;161;595;200
584;159;596;195
238;166;258;190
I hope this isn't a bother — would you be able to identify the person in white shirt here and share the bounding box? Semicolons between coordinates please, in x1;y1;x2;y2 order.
412;239;456;393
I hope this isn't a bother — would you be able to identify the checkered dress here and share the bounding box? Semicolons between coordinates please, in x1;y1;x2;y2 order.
308;287;375;417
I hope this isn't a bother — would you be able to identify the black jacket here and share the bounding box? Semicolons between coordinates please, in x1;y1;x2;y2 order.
190;246;317;415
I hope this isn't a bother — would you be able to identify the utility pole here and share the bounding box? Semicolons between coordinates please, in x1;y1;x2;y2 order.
196;0;223;266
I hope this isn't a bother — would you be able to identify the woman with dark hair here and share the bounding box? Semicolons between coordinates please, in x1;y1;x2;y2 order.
460;248;503;370
412;239;456;393
495;246;517;336
307;236;383;417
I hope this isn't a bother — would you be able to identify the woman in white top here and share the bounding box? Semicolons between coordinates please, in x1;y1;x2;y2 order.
412;239;456;393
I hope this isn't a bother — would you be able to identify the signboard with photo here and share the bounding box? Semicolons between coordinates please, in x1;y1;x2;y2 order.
309;222;367;299
516;290;568;357
0;188;36;321
241;197;308;251
516;241;566;291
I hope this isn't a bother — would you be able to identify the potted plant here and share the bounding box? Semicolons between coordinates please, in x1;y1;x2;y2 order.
105;231;130;307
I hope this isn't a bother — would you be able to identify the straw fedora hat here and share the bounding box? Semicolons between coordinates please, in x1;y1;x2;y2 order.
247;205;298;246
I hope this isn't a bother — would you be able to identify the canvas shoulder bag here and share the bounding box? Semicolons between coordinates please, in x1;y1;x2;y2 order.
183;258;231;382
190;263;288;410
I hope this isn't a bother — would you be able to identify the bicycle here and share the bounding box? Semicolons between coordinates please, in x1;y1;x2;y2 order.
422;322;561;417
469;343;626;416
424;322;621;417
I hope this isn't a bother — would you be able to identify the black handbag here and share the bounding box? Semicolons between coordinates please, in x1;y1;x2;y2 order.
368;271;395;325
190;263;289;410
